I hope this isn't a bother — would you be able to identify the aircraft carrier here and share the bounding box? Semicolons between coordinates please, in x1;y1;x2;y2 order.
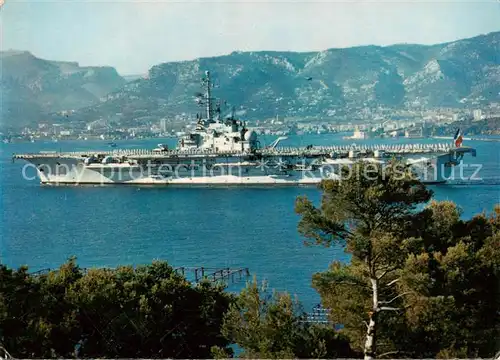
13;71;476;186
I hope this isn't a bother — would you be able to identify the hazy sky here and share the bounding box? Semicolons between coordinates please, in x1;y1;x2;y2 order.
1;0;499;74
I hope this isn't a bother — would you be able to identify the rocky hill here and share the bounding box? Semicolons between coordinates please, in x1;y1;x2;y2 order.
2;31;499;129
0;51;125;128
85;31;499;125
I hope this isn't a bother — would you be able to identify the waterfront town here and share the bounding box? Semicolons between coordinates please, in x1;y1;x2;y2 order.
2;103;500;143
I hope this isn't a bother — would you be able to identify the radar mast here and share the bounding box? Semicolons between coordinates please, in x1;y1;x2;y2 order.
201;71;214;121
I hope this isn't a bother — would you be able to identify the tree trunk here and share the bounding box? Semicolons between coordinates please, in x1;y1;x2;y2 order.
364;277;378;360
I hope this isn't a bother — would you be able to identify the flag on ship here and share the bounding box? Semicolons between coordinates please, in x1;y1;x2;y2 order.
453;128;463;147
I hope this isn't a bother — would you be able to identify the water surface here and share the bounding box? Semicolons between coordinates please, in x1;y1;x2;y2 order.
1;134;498;307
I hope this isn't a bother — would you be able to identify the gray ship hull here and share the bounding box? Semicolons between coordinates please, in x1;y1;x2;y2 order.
13;145;476;186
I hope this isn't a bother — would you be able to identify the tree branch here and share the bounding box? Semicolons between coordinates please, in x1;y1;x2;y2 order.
386;278;400;287
378;306;401;312
378;350;401;358
371;250;385;270
339;226;355;238
379;292;412;305
376;266;399;281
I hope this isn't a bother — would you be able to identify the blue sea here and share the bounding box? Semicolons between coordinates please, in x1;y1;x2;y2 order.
1;134;499;309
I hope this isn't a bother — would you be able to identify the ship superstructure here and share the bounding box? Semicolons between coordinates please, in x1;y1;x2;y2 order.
176;71;259;153
13;71;477;186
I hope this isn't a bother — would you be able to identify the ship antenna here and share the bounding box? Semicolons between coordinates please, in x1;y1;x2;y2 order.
203;70;213;121
216;100;221;120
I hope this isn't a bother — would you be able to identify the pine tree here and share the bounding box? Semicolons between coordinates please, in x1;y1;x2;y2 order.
296;161;432;359
296;161;500;358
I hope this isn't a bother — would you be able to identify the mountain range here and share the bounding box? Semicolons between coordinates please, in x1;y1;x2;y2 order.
0;50;125;129
1;31;499;129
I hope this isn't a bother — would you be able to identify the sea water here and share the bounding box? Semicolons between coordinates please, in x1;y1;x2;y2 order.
1;134;498;308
